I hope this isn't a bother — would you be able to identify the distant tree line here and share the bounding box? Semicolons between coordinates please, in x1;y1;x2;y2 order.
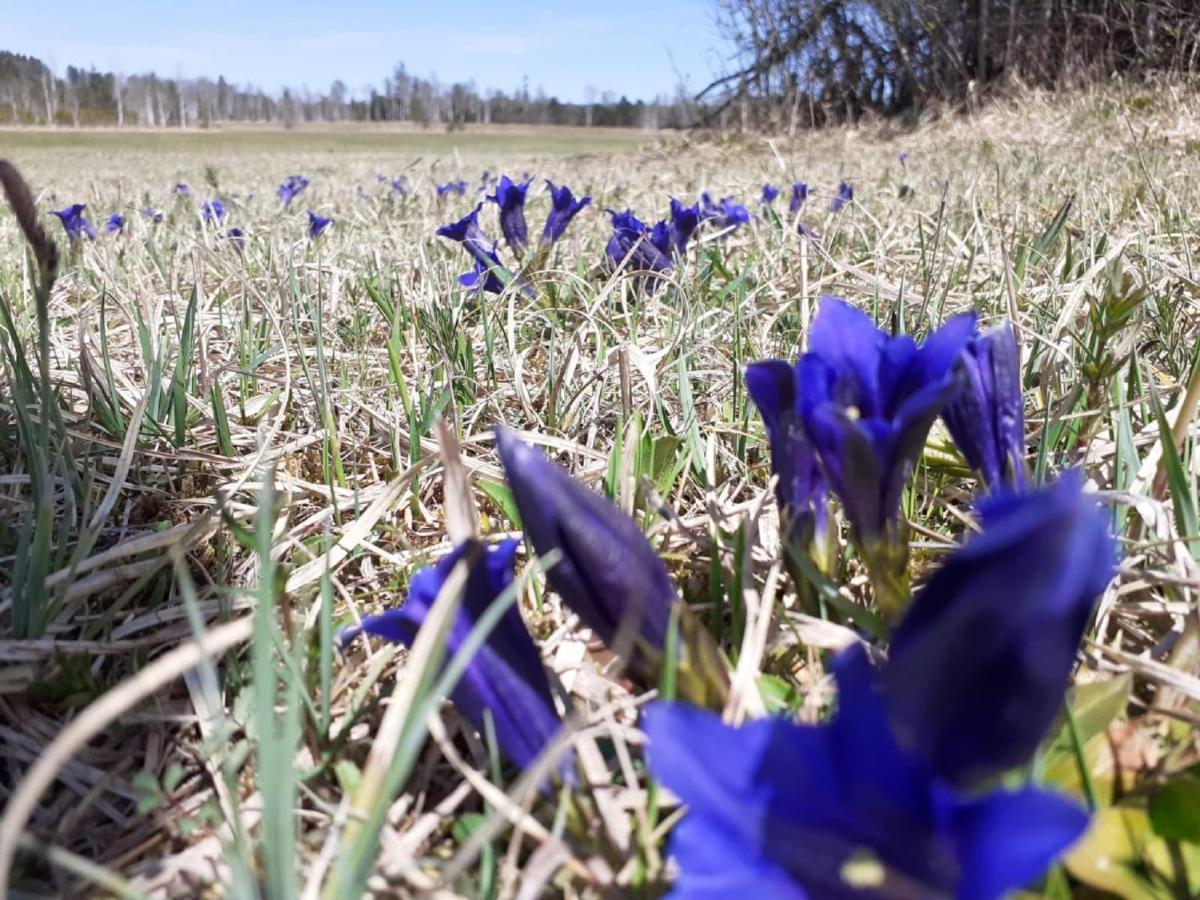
705;0;1200;130
0;52;702;129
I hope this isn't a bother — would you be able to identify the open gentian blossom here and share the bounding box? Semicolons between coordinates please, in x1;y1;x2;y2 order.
699;192;751;231
488;175;532;256
50;204;96;241
307;210;333;239
605;209;672;275
745;360;827;547
276;174;309;207
105;213;124;234
142;208;163;223
437;203;521;294
541;180;591;246
761;184;781;205
391;177;410;196
882;470;1115;785
173;183;190;197
666;198;700;255
645;643;1089;900
941;321;1026;489
340;539;564;770
436;180;468;198
789;182;809;215
794;296;975;546
830;181;854;212
201;200;225;223
494;426;674;670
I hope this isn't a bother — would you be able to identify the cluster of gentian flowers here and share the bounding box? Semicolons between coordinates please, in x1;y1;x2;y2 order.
602;192;751;288
276;174;309;207
341;294;1117;897
48;204;133;242
436;175;591;295
758;179;852;217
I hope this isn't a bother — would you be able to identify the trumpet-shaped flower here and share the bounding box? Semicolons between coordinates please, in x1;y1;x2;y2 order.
341;539;564;770
436;180;468;198
437;203;521;294
744;360;827;541
645;644;1089;900
488;175;532;255
142;208;163;223
307;210;333;239
605;209;672;274
542;180;591;245
789;182;809;215
699;192;750;231
276;174;310;207
50;204;96;242
796;296;975;544
105;213;124;234
830;181;854;212
201;200;225;223
882;471;1115;785
494;426;674;660
941;321;1026;489
761;184;780;205
667;198;700;255
173;183;190;197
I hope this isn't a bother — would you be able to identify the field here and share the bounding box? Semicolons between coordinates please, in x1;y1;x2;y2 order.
1;85;1199;898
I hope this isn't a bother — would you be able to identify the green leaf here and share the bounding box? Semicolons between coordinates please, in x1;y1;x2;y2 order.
1150;776;1200;844
1065;806;1168;898
478;479;521;529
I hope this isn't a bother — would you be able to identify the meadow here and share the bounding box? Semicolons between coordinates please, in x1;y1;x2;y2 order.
0;84;1198;898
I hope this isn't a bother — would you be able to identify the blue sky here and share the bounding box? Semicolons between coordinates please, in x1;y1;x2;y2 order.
5;0;728;102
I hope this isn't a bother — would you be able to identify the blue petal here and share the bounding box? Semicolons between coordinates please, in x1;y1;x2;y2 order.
884;473;1117;783
953;787;1089;900
494;427;675;658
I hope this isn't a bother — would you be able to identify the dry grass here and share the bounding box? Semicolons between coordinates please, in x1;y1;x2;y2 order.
1;84;1199;897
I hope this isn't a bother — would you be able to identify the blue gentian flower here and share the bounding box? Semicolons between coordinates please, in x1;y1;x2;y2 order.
494;426;674;664
276;174;310;207
201;200;225;223
882;471;1115;785
745;360;827;543
374;173;387;183
898;152;910;165
437;203;515;286
142;208;164;223
699;193;751;230
50;204;96;242
391;177;410;196
645;644;1089;900
667;198;700;254
761;184;780;205
941;321;1026;489
459;260;505;295
226;227;246;252
174;183;190;197
307;210;333;239
605;209;672;275
436;180;468;198
542;180;591;246
105;213;124;234
795;296;976;544
830;181;854;212
341;539;564;770
488;175;532;256
789;182;809;215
